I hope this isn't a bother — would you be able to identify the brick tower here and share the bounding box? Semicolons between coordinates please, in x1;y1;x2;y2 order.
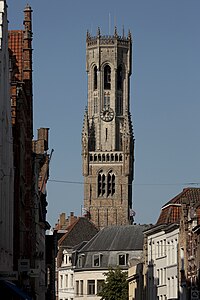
82;27;134;229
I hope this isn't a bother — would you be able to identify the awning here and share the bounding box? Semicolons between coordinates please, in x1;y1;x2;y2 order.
0;280;32;300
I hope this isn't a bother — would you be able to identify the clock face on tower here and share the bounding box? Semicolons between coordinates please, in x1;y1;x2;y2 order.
100;107;114;122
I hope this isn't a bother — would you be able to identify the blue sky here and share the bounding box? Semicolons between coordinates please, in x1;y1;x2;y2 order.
7;0;200;227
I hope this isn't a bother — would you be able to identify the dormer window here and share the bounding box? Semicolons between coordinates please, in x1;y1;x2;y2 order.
62;250;72;267
93;253;102;267
78;254;85;268
104;65;111;90
118;253;128;266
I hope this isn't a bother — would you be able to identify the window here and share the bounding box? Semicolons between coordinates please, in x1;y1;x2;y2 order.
117;93;123;115
70;274;73;288
107;171;115;196
157;269;159;285
94;96;98;114
180;247;184;270
117;65;123;90
157;241;159;257
98;170;115;197
118;254;127;266
104;65;111;89
160;240;163;256
163;268;166;284
97;280;104;294
104;93;110;108
60;275;63;288
76;281;79;296
80;280;83;296
78;255;83;268
65;274;68;287
94;66;98;90
88;280;95;295
98;171;106;196
93;254;101;267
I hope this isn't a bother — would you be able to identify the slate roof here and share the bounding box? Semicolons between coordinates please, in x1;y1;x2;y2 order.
57;217;98;268
80;224;150;252
58;217;98;248
156;188;200;225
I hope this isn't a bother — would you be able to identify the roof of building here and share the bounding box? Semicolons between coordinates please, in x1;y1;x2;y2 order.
57;216;98;268
80;224;150;252
8;30;23;81
156;188;200;225
58;217;98;248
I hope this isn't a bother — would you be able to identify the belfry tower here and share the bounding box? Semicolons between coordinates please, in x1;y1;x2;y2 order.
82;27;134;229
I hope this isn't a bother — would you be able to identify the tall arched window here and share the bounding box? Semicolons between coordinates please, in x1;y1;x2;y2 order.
104;65;111;90
107;171;115;196
94;66;97;90
98;171;106;196
117;65;123;90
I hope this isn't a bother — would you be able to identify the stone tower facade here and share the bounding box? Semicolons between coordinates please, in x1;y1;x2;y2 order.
82;27;134;229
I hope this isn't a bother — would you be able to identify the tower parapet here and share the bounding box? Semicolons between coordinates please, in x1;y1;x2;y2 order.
86;27;132;48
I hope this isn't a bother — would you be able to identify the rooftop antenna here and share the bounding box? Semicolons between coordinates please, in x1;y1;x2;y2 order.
114;15;117;29
90;23;93;35
122;17;125;37
122;24;125;37
109;13;111;35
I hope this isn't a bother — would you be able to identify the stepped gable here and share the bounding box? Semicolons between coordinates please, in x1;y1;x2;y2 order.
156;188;200;225
80;224;150;252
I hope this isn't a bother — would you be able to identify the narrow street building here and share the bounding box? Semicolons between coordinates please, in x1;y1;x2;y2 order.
74;224;148;300
0;0;14;273
7;5;51;299
9;4;34;278
56;217;98;300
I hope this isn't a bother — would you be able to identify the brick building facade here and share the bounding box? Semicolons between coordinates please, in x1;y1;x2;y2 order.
8;4;52;299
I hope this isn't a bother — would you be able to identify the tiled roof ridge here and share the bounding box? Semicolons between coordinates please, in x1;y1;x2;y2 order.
162;187;200;208
156;188;200;225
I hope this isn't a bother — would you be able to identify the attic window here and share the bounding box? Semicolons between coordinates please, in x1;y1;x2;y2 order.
118;253;128;266
93;253;101;267
78;255;84;268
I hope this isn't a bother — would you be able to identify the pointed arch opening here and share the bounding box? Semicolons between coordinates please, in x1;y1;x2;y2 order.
104;65;111;90
117;65;123;90
94;65;98;90
107;171;115;197
98;170;106;197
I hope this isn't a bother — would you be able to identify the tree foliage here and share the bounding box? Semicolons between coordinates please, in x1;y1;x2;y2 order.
97;267;128;300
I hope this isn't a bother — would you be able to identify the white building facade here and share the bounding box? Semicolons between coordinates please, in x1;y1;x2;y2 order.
0;0;14;272
74;269;106;300
58;249;75;300
144;224;179;300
